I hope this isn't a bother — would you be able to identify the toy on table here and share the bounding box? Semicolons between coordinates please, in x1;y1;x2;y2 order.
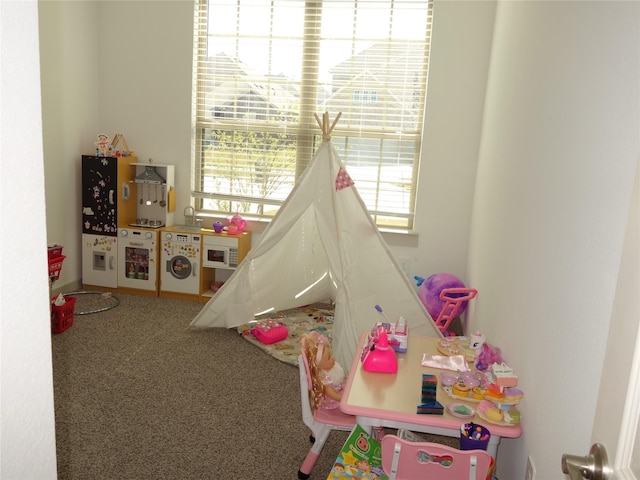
469;332;486;351
373;304;408;353
300;331;346;410
361;326;398;373
436;336;524;426
417;374;444;415
475;341;503;371
475;362;523;425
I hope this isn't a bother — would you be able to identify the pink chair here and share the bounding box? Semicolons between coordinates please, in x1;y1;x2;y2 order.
381;434;492;480
297;354;355;480
434;288;478;336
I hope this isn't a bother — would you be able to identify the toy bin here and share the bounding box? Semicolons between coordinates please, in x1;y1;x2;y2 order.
51;296;76;334
47;245;63;259
48;255;66;281
460;422;491;451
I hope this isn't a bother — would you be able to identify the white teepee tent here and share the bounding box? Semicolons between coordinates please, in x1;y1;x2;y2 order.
190;113;442;367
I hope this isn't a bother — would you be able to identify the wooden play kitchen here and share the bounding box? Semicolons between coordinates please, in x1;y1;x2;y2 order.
80;133;251;300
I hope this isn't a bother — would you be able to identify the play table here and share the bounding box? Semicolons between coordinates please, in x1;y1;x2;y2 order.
340;333;522;459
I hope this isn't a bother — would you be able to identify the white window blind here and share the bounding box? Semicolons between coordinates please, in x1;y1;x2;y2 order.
192;0;433;229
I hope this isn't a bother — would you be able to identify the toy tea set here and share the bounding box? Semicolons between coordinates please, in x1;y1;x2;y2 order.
435;333;523;426
211;213;247;235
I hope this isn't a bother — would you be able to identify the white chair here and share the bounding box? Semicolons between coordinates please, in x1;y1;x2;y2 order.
297;354;355;480
381;434;493;480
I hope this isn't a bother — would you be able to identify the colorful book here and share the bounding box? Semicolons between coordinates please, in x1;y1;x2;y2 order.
326;424;388;480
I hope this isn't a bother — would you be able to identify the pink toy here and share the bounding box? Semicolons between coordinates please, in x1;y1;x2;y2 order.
301;331;347;410
362;327;398;373
250;319;288;345
227;213;246;234
434;288;478;335
475;342;503;371
415;274;477;336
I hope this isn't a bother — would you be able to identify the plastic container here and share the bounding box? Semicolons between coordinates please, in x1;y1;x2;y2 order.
48;245;63;259
51;296;76;334
48;255;66;281
460;422;491;451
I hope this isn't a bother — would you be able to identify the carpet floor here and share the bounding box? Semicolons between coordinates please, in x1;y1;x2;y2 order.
52;292;352;479
51;291;456;480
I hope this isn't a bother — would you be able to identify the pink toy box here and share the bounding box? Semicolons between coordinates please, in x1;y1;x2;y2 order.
250;319;288;345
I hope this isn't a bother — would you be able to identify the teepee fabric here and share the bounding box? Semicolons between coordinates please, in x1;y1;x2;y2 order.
190;114;442;367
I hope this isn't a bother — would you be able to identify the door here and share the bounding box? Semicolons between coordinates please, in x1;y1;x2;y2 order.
81;234;118;288
168;256;193;280
117;230;158;291
582;162;639;479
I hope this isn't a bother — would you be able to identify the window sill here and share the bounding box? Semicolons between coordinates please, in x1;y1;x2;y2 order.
198;214;418;248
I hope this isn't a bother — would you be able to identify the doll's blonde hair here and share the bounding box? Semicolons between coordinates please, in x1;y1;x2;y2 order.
300;332;328;410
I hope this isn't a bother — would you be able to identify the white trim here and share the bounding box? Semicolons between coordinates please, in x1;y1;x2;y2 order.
615;312;640;479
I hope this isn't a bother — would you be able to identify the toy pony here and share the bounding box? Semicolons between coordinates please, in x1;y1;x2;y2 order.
300;331;346;410
475;341;504;371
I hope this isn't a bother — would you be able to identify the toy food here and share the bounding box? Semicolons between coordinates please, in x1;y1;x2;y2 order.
472;386;485;400
492;362;518;387
485;407;503;423
504;409;521;425
504;387;524;403
452;382;470;397
484;383;504;402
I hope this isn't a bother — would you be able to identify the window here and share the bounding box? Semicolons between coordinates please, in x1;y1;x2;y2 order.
192;0;433;229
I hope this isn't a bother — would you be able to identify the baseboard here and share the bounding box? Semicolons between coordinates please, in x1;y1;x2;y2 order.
50;278;83;297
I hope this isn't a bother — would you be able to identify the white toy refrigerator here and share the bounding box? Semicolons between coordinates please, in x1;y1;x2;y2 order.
81;154;137;289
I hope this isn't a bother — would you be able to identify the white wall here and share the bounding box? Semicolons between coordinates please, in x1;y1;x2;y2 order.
1;1;58;478
467;1;639;479
40;0;100;290
95;0;194;216
412;0;496;279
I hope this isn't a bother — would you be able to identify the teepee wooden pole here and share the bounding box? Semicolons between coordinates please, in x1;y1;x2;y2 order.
314;111;342;141
328;112;341;134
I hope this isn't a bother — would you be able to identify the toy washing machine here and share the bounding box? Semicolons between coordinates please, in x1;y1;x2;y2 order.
160;227;201;300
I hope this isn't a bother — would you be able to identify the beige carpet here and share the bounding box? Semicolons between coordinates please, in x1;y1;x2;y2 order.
52;292;352;479
51;291;458;480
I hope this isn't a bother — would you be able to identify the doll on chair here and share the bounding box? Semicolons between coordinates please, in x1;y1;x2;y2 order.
301;331;346;410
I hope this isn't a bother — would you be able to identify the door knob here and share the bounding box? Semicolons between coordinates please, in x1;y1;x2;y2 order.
561;443;611;480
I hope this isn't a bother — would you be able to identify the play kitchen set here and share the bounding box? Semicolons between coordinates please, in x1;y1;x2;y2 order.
80;132;251;300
